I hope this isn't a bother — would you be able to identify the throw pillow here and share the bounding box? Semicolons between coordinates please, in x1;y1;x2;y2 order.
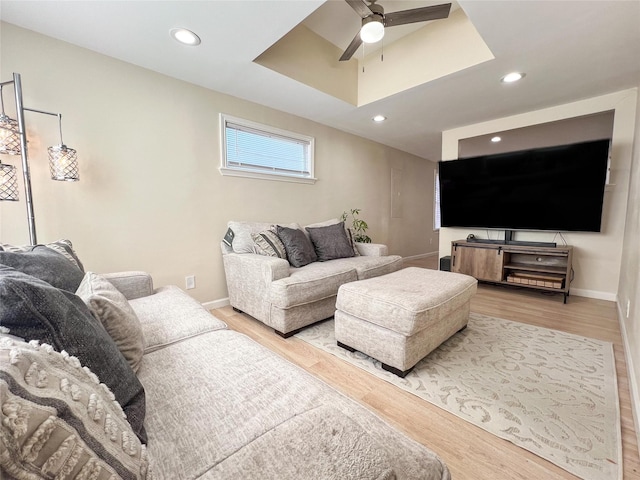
0;245;85;292
346;228;361;256
76;272;144;373
0;266;147;443
0;335;152;478
276;225;318;268
306;221;355;262
0;238;85;271
227;221;273;254
252;230;287;259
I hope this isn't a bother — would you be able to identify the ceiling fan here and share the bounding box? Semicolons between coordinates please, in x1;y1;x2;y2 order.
339;0;452;61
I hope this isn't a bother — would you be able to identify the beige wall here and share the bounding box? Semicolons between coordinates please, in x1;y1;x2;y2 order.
618;83;640;450
439;89;638;301
0;22;438;303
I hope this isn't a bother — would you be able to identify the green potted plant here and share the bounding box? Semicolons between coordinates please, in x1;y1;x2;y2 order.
341;208;371;243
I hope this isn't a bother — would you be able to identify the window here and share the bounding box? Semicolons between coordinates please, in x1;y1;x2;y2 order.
434;170;441;231
220;114;316;184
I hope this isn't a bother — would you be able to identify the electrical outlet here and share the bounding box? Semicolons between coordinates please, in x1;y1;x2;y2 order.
627;299;631;318
185;275;196;290
430;238;433;245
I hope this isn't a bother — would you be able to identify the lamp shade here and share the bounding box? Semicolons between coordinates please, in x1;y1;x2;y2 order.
0;162;19;201
0;114;21;155
360;16;385;43
48;144;79;181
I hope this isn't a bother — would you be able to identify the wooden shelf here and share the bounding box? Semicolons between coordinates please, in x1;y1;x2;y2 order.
451;240;573;303
504;263;567;275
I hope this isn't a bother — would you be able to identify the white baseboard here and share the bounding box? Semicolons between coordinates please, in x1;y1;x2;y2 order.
403;251;439;261
570;288;617;302
617;301;640;458
202;297;230;310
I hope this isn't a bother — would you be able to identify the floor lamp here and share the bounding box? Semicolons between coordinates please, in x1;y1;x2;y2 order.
0;72;79;245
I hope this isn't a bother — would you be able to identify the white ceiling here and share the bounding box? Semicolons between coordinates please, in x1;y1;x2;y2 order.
1;0;639;161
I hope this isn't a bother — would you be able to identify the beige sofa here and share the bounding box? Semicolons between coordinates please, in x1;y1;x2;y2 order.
127;273;451;478
1;245;449;479
221;220;403;337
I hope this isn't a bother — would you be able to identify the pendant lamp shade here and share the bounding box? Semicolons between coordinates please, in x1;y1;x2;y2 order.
48;144;79;181
0;162;19;201
0;114;21;155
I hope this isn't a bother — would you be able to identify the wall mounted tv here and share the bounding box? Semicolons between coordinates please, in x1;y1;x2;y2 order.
438;139;610;233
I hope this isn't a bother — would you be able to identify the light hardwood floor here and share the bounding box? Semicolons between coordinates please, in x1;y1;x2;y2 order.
212;255;640;479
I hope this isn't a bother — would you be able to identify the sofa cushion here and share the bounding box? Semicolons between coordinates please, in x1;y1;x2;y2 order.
209;405;394;479
0;335;152;479
270;261;357;308
0;266;147;443
0;245;85;292
329;254;404;280
276;225;317;268
128;285;227;353
138;329;450;479
76;272;144;373
306;221;355;262
252;229;287;259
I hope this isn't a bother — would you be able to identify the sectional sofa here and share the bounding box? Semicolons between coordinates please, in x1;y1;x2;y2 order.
0;241;451;479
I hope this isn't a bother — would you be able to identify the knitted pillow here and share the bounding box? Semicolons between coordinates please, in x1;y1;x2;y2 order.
0;335;153;478
0;266;147;443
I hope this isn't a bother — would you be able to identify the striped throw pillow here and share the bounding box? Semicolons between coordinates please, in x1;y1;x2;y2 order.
252;230;287;259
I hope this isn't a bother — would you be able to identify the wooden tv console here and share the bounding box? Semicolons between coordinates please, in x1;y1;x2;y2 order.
451;240;573;303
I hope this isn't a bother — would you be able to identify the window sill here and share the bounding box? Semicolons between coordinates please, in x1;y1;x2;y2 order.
219;167;317;185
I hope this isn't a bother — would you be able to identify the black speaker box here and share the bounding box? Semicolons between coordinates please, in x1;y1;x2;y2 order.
440;256;451;271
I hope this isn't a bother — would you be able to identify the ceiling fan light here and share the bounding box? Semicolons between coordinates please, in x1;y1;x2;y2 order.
360;16;385;44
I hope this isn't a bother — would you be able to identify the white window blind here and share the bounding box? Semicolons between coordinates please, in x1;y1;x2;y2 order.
220;114;316;184
434;170;441;230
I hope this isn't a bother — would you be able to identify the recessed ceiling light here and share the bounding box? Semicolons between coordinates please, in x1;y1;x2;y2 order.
491;136;502;143
501;72;525;83
170;28;201;46
372;115;387;122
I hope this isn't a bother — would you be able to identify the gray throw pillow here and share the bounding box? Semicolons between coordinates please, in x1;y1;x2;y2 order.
306;221;355;262
0;246;85;292
76;272;144;373
0;239;85;271
276;225;318;268
0;265;147;443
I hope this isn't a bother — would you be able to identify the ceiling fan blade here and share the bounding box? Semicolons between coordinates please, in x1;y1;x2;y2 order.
339;31;363;61
385;3;451;27
345;0;373;18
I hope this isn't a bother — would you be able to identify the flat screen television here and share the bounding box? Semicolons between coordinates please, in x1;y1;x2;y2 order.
438;139;610;233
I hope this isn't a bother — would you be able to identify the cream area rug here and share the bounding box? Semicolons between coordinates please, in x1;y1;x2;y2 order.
295;312;621;480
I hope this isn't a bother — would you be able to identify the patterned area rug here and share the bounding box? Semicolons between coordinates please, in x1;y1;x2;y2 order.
295;312;621;480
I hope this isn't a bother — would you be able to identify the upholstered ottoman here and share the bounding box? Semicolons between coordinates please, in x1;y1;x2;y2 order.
335;267;478;377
